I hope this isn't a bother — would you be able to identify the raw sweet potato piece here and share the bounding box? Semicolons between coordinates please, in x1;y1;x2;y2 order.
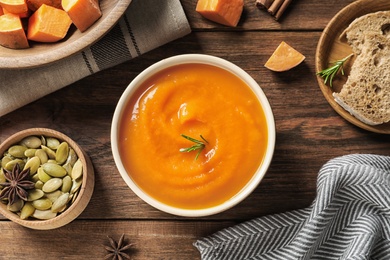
264;41;305;72
0;13;29;49
62;0;101;32
3;7;30;18
196;0;244;27
27;4;72;42
0;0;28;14
26;0;61;11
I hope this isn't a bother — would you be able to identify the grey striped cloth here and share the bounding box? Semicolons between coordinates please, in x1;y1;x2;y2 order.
194;154;390;259
0;0;191;117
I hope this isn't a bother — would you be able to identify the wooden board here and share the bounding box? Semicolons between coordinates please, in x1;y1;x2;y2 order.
315;0;390;134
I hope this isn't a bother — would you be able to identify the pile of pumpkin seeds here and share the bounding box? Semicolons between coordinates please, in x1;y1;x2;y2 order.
0;135;83;220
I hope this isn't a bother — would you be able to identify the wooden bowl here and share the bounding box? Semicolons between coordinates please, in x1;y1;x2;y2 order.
0;128;94;230
315;0;390;134
0;0;132;69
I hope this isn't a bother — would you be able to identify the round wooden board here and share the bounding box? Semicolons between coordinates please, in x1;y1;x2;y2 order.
315;0;390;134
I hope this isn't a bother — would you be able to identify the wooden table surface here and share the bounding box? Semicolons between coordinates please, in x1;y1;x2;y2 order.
1;0;389;259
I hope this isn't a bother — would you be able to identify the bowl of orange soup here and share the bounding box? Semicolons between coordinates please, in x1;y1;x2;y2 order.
111;54;275;217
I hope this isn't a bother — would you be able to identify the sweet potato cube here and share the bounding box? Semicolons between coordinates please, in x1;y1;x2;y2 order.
62;0;102;32
196;0;244;27
27;0;62;11
0;0;28;14
265;41;306;72
0;13;29;49
27;4;72;42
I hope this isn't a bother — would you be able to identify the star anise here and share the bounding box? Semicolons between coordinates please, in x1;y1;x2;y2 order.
0;164;35;205
104;234;133;260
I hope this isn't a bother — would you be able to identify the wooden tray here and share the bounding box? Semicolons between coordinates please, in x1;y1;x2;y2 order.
315;0;390;134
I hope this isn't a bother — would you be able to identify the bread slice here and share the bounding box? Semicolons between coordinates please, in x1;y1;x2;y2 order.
333;11;390;125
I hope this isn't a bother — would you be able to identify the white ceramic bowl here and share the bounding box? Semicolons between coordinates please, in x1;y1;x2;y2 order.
111;54;275;217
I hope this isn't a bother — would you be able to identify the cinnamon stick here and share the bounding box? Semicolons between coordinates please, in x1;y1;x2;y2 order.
274;0;292;20
256;0;274;10
268;0;284;15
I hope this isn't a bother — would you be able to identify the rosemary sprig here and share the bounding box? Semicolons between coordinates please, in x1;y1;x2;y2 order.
179;134;208;160
317;53;353;88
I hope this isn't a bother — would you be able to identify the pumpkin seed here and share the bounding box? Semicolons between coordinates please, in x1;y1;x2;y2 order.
41;145;56;159
43;162;67;178
51;193;69;213
32;198;52;210
20;136;42;149
0;170;5;183
70;178;82;194
35;149;48;164
71;190;79;204
32;209;57;220
8;145;27;158
46;137;60;150
31;173;40;183
34;180;44;190
62;162;73;176
65;148;78;167
45;190;63;203
1;156;12;169
23;156;40;174
5;159;25;171
24;148;37;158
71;159;83;180
40;136;46;146
20;202;35;220
55;142;69;165
27;189;45;201
37;167;52;183
61;176;72;193
7;200;24;212
42;178;63;193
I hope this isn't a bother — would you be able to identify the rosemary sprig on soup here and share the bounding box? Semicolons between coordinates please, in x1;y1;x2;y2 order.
179;134;208;160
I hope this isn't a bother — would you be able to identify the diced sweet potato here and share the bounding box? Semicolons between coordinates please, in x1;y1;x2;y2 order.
0;0;28;14
196;0;244;27
265;41;305;72
26;0;62;12
27;4;72;42
62;0;101;32
0;13;29;49
3;7;30;18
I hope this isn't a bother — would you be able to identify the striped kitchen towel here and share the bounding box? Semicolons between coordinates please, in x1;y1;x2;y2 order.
194;154;390;259
0;0;191;117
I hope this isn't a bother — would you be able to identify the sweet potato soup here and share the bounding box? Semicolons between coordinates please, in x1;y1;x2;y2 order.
118;63;268;209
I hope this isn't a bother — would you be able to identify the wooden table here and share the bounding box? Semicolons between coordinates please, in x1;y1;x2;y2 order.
1;0;389;259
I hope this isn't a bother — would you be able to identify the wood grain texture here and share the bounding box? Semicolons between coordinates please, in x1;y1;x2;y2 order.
0;0;389;259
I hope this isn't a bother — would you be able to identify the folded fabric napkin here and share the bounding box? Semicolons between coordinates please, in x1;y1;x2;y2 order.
194;154;390;259
0;0;191;117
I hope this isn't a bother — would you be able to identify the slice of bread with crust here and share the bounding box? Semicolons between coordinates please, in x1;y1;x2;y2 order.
333;11;390;125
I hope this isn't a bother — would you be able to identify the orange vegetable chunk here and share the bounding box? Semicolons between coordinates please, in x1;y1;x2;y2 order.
27;4;72;42
0;13;29;49
3;7;30;18
62;0;101;32
196;0;244;27
0;0;28;14
264;41;305;72
27;0;62;11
